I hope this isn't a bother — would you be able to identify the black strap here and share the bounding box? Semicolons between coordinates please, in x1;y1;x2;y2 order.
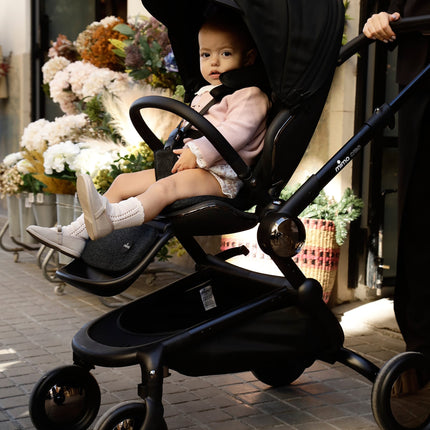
180;97;218;138
164;97;217;148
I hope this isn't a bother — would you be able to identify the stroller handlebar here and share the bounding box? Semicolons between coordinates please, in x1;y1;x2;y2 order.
338;14;430;66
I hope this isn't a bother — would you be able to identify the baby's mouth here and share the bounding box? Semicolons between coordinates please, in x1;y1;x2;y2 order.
209;71;221;79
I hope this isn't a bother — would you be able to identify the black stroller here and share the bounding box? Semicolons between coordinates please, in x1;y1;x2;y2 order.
29;0;430;429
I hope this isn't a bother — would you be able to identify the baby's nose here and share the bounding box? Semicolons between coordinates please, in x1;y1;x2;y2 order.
211;55;220;65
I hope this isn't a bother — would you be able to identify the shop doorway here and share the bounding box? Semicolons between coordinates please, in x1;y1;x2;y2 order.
31;0;127;121
355;0;399;295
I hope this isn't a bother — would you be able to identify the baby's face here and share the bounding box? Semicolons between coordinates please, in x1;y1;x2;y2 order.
198;26;252;85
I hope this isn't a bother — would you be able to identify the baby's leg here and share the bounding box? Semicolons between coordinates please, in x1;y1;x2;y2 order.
77;168;223;240
135;168;223;222
104;169;156;203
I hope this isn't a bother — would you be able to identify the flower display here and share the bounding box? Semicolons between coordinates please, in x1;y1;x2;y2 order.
1;16;186;259
2;14;182;200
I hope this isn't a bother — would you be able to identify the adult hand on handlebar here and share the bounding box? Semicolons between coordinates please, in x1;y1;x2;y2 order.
363;12;401;43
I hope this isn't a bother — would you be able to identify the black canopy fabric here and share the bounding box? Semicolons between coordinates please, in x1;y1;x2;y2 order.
141;0;344;107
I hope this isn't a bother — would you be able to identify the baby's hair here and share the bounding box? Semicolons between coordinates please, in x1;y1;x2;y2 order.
200;8;256;52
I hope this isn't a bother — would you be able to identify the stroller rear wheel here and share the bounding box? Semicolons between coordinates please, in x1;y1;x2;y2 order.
252;359;311;387
94;400;168;430
371;352;430;430
29;365;101;430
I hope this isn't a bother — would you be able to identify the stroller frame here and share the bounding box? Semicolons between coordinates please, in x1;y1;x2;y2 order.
29;3;430;429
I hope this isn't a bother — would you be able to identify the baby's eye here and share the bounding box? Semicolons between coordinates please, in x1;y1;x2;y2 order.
200;52;210;58
221;51;233;57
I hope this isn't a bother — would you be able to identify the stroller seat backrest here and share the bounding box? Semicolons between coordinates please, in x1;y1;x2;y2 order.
140;0;345;213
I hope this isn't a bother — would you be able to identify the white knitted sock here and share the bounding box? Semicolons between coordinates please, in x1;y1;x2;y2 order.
61;214;88;239
107;197;145;230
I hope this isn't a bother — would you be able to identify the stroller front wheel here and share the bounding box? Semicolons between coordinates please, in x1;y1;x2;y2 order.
29;364;101;430
371;351;430;430
94;400;168;430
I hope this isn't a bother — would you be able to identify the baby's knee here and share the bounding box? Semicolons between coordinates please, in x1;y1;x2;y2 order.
109;173;131;197
154;176;178;199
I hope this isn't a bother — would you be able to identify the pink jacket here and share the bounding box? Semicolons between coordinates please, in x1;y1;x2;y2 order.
185;86;270;168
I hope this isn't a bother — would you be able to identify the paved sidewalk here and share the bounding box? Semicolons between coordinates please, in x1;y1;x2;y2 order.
0;218;405;430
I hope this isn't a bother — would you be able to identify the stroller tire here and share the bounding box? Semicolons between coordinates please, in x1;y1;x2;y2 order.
29;364;101;430
94;400;168;430
252;359;311;387
371;351;430;430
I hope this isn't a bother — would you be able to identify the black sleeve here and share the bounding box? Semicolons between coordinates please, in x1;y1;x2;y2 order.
388;0;406;14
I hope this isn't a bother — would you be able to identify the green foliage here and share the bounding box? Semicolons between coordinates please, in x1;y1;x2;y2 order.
110;150;154;176
112;23;135;38
280;185;363;246
20;173;46;194
78;94;123;144
342;0;352;45
46;164;77;184
111;19;181;92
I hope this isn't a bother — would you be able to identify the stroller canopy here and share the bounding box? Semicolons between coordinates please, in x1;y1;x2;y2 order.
141;0;345;107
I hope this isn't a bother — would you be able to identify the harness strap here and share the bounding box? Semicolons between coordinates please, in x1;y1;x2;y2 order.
166;89;231;147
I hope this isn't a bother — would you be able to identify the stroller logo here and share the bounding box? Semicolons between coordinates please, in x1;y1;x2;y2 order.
335;157;350;172
335;145;362;173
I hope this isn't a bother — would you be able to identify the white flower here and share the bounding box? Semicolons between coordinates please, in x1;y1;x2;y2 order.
42;56;71;84
20;115;90;152
20;119;51;152
99;16;121;27
67;61;97;98
43;141;81;174
49;69;77;114
3;152;23;167
16;159;33;175
49;114;90;146
70;140;126;177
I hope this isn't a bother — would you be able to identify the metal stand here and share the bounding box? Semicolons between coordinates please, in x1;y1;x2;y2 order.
0;220;23;262
0;220;66;294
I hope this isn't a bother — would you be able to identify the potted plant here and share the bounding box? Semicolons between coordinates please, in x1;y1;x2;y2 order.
221;186;363;304
280;185;363;303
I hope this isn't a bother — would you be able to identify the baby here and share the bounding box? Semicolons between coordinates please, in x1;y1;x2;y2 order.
27;11;270;258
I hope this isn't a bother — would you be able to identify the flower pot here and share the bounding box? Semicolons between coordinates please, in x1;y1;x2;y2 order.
73;193;82;219
56;194;76;227
55;193;81;264
6;194;21;239
31;193;57;227
221;219;340;304
18;193;38;246
292;218;340;304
